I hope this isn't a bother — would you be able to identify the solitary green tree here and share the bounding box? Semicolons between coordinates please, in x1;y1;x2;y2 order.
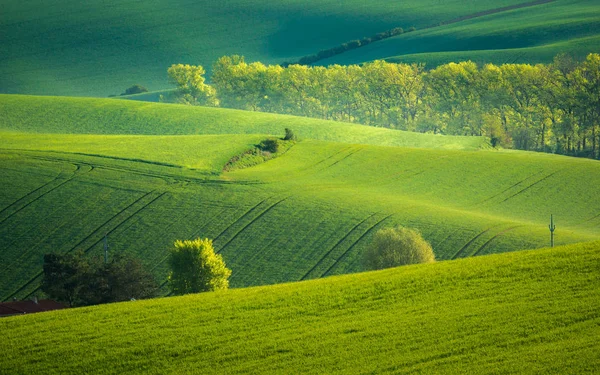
168;238;231;295
363;226;435;270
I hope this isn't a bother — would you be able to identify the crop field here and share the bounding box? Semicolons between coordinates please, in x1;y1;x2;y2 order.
0;95;488;150
1;0;561;97
321;0;600;67
1;241;599;374
1;95;599;302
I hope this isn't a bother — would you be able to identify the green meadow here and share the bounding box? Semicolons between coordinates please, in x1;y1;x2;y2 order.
1;241;598;374
0;0;568;97
1;95;599;303
321;0;600;67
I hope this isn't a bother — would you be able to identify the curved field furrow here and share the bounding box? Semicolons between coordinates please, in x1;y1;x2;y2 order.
472;226;524;256
499;169;564;204
472;170;545;207
451;227;497;260
300;212;378;281
212;197;273;243
1;191;165;301
322;213;395;277
0;163;91;225
215;197;291;254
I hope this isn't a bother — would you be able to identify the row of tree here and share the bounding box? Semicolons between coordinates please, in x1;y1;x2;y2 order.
166;53;600;157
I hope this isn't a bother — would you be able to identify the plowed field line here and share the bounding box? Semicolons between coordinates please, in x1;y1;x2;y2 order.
451;227;498;260
213;198;272;242
472;226;523;256
300;213;377;281
6;191;166;301
499;169;563;203
323;147;364;170
216;197;290;254
473;171;545;207
322;214;394;277
0;164;91;226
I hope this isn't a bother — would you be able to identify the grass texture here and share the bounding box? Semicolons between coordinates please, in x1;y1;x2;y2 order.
1;0;544;96
320;0;600;67
0;95;599;302
1;241;598;374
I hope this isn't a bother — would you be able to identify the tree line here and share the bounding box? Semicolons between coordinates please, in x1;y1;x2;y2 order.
166;53;600;157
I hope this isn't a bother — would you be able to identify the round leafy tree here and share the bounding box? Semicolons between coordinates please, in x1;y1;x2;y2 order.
168;238;231;295
363;226;435;270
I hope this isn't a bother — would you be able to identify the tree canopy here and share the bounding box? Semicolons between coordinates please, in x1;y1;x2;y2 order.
167;53;600;158
168;238;231;295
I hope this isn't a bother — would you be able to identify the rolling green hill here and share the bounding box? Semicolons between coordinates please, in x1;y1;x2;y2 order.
0;95;488;150
0;95;599;302
320;0;600;67
0;0;573;97
1;241;598;374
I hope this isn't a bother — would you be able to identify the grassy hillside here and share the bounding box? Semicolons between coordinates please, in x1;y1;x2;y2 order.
1;0;549;96
0;95;488;150
321;0;600;67
1;241;598;374
0;95;599;301
1;115;599;301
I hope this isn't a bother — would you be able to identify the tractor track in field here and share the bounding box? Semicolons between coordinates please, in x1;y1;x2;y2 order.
300;213;377;281
472;170;545;207
499;169;563;203
0;163;92;226
451;226;501;260
213;197;272;242
323;147;364;170
3;191;166;301
306;146;354;170
216;197;291;254
322;213;394;277
471;226;523;256
14;149;263;186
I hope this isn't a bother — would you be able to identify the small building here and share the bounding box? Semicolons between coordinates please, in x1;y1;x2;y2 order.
0;298;66;317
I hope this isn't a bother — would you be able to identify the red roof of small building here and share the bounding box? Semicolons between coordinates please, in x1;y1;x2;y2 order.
0;299;66;317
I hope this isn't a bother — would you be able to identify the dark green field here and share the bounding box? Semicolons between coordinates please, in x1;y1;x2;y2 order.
3;0;597;96
320;0;600;67
1;95;599;303
1;241;598;374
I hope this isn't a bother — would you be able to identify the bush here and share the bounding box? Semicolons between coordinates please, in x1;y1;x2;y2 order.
168;238;231;295
259;138;280;153
363;226;435;270
283;128;297;141
121;84;148;96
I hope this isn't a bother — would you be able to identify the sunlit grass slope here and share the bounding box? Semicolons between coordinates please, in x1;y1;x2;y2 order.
0;0;527;97
321;0;600;67
0;95;488;150
1;241;599;374
1;134;599;301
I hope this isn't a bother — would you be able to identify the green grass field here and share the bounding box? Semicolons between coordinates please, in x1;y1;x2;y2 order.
1;241;598;374
0;95;599;302
1;0;563;97
321;0;600;67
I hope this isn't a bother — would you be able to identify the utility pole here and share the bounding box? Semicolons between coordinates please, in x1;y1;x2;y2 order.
104;233;109;263
549;215;556;248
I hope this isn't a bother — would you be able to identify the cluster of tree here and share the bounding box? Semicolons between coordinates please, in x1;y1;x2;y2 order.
167;53;600;158
41;252;158;307
41;238;232;307
282;26;416;66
